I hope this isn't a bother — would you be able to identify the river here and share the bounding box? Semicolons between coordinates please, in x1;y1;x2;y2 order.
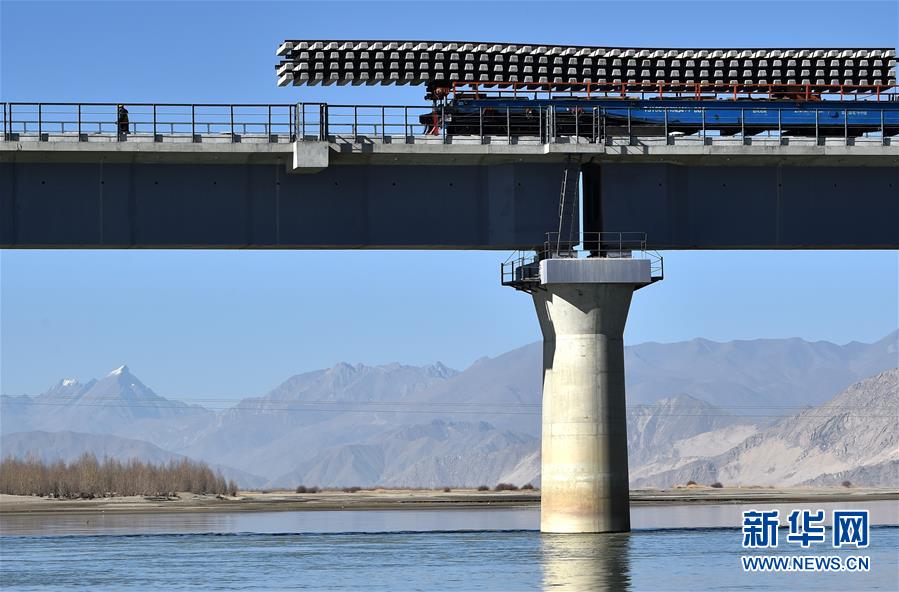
1;501;896;590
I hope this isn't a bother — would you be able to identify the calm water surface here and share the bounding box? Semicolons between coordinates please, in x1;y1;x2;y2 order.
2;502;897;591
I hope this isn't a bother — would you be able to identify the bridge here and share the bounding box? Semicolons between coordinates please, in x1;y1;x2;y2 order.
3;101;897;250
2;40;897;534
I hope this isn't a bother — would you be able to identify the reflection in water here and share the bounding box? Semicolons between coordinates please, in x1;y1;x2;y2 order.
0;508;539;537
3;500;895;537
541;532;631;591
2;523;896;591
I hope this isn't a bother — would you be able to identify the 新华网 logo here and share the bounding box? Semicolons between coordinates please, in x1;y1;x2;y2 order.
740;509;871;573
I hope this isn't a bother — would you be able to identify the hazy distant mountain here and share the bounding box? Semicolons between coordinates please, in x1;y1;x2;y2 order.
172;361;460;479
2;430;181;464
625;330;898;409
275;419;539;488
626;394;755;475
802;460;899;487
411;347;544;434
1;365;212;445
0;430;266;488
268;394;756;489
403;330;898;434
631;369;899;488
2;332;895;488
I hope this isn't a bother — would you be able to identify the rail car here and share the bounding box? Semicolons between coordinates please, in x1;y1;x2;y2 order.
420;91;899;138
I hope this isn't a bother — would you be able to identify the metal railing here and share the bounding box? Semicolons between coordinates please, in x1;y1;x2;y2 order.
501;231;664;291
296;103;435;141
294;102;606;144
2;101;896;147
2;103;296;142
297;102;897;147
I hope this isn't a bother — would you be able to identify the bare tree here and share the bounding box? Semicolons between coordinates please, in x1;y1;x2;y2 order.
0;455;235;498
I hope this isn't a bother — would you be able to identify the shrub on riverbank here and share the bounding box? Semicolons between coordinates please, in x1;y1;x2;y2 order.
0;454;237;499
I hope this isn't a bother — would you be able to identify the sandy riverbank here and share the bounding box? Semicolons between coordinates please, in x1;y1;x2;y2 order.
1;486;896;515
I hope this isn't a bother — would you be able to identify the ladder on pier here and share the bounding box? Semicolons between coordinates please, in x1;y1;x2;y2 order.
554;158;580;256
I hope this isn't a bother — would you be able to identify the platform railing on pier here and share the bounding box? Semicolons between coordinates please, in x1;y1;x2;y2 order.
500;232;664;292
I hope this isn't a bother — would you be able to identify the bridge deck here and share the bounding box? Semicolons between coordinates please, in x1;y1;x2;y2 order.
2;102;897;250
5;133;897;169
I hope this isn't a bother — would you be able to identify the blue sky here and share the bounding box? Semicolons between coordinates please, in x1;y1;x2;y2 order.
1;0;897;399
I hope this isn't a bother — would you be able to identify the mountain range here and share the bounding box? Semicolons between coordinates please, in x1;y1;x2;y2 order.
2;331;896;488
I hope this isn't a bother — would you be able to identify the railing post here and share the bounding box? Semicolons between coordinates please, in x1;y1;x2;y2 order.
815;109;819;144
740;108;745;141
353;105;358;140
77;104;82;141
152;104;157;141
404;106;408;141
300;103;306;139
506;106;511;145
381;106;386;142
268;105;272;141
441;104;447;144
627;106;632;140
552;106;557;142
574;108;579;144
777;108;782;143
230;105;234;141
664;108;668;143
881;109;886;146
844;108;848;146
38;103;42;140
191;104;196;142
700;107;705;141
479;106;484;143
288;104;294;141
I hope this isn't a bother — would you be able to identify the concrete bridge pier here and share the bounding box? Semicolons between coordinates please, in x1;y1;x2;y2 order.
532;257;654;533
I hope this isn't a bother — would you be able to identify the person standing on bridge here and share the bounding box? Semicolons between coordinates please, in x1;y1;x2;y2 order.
117;104;130;138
